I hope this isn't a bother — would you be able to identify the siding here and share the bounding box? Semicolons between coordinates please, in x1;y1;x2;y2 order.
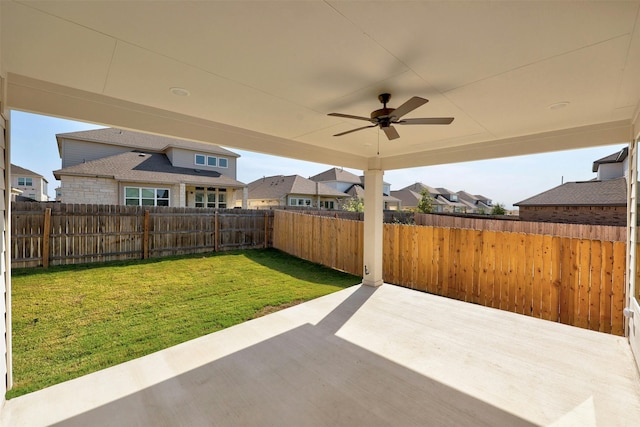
11;175;48;201
60;139;132;168
166;147;237;179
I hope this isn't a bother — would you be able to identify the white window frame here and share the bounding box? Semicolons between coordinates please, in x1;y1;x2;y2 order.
124;186;170;207
194;153;229;168
194;187;228;209
289;197;312;207
18;177;33;186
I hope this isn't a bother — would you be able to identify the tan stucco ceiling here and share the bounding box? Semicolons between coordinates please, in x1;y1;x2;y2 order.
2;1;640;171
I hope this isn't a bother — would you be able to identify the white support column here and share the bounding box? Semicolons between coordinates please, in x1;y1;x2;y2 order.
242;186;248;209
362;169;384;287
178;183;186;207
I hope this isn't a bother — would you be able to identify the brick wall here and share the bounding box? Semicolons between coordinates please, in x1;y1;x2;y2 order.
59;176;118;205
518;205;626;226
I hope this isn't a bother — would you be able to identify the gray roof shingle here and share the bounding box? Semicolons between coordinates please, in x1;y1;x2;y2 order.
515;177;627;206
390;189;421;207
309;168;362;184
248;175;348;199
11;164;47;181
54;151;245;187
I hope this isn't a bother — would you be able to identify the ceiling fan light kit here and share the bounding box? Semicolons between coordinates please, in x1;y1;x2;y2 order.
328;93;454;140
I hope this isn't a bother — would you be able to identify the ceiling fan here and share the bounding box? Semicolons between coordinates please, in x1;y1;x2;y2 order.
328;93;454;140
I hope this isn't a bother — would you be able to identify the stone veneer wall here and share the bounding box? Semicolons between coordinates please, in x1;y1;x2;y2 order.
60;176;118;205
518;205;627;226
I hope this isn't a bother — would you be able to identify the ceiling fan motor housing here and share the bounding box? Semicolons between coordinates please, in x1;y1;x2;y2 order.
371;108;395;126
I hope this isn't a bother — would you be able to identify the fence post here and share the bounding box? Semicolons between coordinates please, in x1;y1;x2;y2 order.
143;210;150;259
264;212;269;249
42;208;52;268
214;212;219;252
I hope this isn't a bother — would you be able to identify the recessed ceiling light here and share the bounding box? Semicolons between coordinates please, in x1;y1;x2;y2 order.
170;87;191;97
548;101;569;110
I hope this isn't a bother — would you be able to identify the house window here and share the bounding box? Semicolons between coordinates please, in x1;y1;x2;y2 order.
18;177;33;186
194;153;229;168
125;187;170;206
194;187;227;208
450;195;458;202
321;201;334;209
289;197;311;206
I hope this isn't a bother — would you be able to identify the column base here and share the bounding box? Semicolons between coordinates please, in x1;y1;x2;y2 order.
362;279;384;287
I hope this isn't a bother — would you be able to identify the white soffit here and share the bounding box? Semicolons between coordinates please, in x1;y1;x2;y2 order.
2;0;640;169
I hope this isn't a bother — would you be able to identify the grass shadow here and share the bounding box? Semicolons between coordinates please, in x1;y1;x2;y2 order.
240;249;360;287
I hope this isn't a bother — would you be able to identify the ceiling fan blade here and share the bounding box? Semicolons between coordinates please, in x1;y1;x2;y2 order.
328;112;373;122
382;126;400;140
390;96;428;119
333;125;377;137
397;117;455;125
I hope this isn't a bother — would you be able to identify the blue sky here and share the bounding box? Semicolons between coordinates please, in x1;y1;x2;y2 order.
10;110;625;209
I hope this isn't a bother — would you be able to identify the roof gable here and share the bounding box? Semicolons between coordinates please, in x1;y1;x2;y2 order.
310;167;361;184
400;182;441;195
11;163;47;181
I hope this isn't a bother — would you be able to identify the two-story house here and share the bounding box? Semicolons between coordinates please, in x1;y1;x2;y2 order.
10;164;49;201
310;168;401;210
54;128;246;208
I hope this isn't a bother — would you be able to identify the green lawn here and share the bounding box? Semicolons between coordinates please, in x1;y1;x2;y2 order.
8;249;360;399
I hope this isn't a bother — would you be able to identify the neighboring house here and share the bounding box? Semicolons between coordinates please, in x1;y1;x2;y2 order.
392;183;497;213
515;147;628;226
54;128;246;208
435;187;469;213
10;164;49;201
247;175;348;209
310;167;401;210
391;182;446;212
457;191;493;214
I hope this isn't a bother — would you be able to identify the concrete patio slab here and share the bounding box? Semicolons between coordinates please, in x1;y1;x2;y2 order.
1;284;639;426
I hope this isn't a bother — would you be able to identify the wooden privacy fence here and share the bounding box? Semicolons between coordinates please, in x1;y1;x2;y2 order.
11;202;273;268
415;213;626;241
273;211;627;336
272;210;363;275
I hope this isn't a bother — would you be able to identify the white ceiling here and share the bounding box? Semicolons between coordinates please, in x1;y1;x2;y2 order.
2;1;640;171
